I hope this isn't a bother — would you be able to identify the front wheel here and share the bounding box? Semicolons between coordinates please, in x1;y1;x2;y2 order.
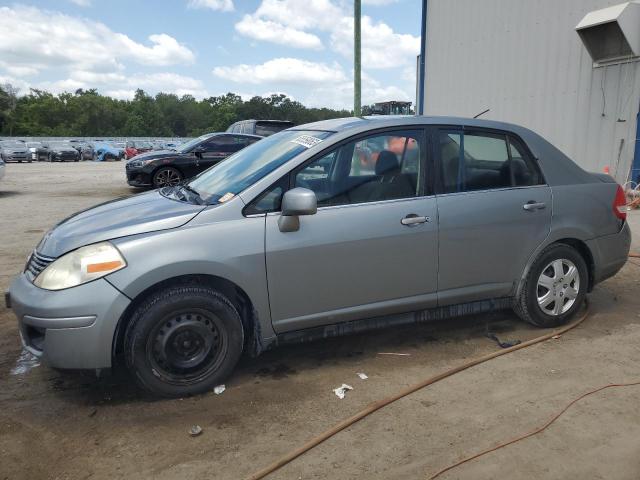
124;285;244;397
514;244;587;328
152;166;182;188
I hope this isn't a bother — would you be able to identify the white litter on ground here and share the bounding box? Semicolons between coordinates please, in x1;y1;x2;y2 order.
333;384;353;399
10;349;40;375
189;425;203;437
356;372;368;380
213;385;226;395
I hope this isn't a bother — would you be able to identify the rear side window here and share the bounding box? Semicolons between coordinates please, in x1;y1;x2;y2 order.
438;130;542;193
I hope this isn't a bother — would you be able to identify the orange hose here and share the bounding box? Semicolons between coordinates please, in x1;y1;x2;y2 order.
245;304;590;480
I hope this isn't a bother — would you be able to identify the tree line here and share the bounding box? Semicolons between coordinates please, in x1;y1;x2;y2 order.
0;84;351;137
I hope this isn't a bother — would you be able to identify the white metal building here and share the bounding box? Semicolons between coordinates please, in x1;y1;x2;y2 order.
420;0;640;184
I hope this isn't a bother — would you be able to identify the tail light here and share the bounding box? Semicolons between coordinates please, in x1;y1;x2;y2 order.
613;184;627;221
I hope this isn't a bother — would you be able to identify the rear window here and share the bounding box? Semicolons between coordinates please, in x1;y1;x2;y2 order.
255;121;294;137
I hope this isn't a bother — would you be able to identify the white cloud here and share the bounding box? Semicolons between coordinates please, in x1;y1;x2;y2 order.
0;5;195;75
69;0;92;6
251;0;340;31
187;0;234;11
116;33;195;66
212;58;347;85
234;1;419;69
331;16;419;69
235;16;323;49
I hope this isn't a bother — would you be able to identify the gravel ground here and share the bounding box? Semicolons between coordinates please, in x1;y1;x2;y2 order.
1;161;639;480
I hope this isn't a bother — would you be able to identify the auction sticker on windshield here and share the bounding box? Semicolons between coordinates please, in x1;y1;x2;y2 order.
291;135;323;149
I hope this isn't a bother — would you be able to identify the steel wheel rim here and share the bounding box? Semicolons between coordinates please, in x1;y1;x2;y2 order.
146;309;227;385
537;259;580;316
155;168;181;187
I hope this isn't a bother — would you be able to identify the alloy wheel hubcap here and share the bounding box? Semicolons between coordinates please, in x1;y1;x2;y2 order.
537;259;580;316
156;169;181;187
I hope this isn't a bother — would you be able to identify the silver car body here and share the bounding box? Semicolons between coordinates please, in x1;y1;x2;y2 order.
7;116;631;369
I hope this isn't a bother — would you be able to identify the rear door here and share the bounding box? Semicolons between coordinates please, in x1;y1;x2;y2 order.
434;127;551;305
263;128;439;333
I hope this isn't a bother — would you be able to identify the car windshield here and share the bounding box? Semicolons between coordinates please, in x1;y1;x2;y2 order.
27;142;42;147
175;134;213;153
188;130;332;204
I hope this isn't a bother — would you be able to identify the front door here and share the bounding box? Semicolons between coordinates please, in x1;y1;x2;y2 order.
434;127;552;305
264;128;439;333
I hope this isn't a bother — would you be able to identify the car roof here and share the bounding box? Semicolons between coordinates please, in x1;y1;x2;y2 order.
294;115;541;133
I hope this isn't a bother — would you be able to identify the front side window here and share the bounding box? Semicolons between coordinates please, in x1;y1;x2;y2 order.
294;130;423;207
439;130;542;193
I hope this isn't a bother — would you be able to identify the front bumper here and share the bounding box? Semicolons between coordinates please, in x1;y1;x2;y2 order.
126;168;152;187
7;273;130;370
587;222;632;285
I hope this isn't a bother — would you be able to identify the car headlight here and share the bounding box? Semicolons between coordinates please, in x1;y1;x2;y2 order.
34;242;126;290
129;159;153;168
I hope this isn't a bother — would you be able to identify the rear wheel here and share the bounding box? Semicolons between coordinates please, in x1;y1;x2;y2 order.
514;244;587;327
124;285;244;397
153;167;182;188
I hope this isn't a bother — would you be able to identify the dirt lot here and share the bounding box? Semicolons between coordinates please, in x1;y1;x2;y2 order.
1;161;640;480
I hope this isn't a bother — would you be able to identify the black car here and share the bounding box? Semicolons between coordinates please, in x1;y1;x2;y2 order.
47;141;80;162
26;142;50;161
125;132;261;189
226;119;294;137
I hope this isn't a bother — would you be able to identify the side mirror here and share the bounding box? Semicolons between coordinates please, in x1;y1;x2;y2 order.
278;188;317;232
193;145;206;156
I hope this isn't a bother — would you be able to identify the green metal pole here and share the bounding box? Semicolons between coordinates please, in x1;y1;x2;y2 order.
354;0;361;117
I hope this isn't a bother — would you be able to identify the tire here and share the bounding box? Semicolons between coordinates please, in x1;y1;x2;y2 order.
152;166;182;188
47;154;53;162
514;244;587;328
124;285;244;397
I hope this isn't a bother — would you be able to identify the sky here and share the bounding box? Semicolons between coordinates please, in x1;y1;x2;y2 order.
0;0;422;110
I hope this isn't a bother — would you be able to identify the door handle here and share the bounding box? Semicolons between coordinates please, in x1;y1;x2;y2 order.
401;214;430;226
523;201;546;211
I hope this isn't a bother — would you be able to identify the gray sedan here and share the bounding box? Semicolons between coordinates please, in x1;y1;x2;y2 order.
6;116;631;397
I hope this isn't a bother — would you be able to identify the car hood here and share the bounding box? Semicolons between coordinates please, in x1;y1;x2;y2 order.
1;147;28;154
36;190;206;258
51;147;77;153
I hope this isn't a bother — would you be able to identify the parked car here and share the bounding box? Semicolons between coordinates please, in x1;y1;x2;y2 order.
125;141;153;159
6;116;631;397
0;157;5;181
27;141;50;161
47;141;80;162
226;119;294;137
79;143;95;161
94;142;124;162
125;132;261;188
0;140;30;163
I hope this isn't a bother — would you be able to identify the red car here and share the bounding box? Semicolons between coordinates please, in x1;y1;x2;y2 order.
125;141;153;159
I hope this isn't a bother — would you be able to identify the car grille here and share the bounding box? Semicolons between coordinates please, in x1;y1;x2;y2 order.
25;251;56;279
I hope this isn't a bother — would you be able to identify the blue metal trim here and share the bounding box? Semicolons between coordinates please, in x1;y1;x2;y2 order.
632;102;640;183
418;0;428;115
